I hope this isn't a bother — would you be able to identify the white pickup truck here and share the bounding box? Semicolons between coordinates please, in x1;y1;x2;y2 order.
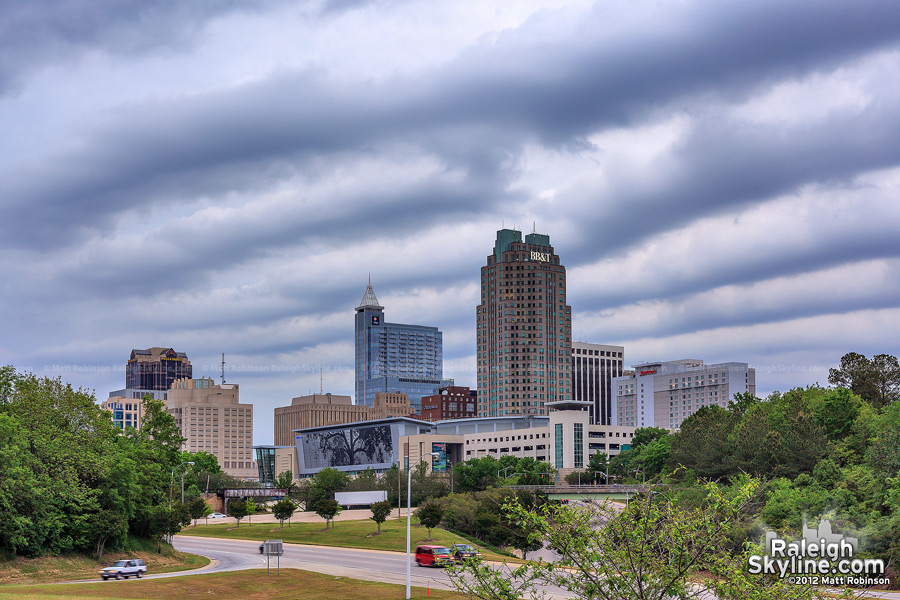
100;558;147;580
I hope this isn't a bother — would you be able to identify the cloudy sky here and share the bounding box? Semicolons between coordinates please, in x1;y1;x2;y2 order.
3;0;900;444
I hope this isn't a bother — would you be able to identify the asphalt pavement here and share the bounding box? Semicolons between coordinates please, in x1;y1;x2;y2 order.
173;535;462;592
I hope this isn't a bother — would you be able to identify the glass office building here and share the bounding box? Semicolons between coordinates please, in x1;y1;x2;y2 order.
354;282;449;414
125;347;192;391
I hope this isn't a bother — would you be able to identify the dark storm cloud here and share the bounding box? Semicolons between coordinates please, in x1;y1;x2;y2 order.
422;0;900;142
560;100;900;266
5;0;899;257
50;174;503;302
586;272;900;342
0;0;277;94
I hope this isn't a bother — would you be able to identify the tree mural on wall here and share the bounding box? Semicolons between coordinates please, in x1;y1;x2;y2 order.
303;425;393;468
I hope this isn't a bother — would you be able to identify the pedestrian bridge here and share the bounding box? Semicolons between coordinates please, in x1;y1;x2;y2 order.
507;484;649;502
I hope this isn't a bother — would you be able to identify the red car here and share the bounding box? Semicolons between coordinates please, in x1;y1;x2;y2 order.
415;545;454;567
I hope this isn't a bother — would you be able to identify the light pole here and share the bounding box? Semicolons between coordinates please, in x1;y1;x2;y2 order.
167;461;194;544
169;461;195;509
407;452;438;600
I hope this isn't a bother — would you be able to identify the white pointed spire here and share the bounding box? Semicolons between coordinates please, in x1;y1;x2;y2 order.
358;278;383;309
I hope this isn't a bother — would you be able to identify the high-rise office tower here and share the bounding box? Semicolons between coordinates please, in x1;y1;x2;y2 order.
354;281;448;413
572;342;624;425
125;347;192;392
476;228;572;417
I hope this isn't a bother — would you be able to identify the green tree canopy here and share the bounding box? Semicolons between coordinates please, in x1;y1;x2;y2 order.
273;498;297;527
829;352;900;408
315;498;341;529
447;478;860;600
228;499;249;527
414;500;444;540
370;500;392;532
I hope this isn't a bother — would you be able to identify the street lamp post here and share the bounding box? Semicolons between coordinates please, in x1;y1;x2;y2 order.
167;461;194;544
169;461;196;509
407;452;438;600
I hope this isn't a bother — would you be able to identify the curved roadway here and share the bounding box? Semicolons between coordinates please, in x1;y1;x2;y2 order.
172;535;456;591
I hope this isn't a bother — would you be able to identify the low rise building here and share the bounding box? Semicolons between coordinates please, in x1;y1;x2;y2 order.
288;401;635;478
421;386;478;422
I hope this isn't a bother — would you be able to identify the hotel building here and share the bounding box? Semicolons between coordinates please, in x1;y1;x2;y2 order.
612;360;756;429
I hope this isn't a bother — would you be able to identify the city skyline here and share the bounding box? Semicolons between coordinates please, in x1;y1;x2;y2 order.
3;1;900;445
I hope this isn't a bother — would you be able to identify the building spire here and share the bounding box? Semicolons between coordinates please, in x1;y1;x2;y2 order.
358;278;383;309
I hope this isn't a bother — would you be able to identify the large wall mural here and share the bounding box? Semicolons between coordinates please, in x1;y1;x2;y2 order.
302;424;393;469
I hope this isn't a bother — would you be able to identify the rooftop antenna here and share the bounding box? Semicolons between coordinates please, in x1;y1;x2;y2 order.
320;368;323;394
533;221;536;233
220;353;226;385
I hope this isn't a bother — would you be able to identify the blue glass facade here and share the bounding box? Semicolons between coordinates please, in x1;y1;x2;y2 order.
355;283;448;414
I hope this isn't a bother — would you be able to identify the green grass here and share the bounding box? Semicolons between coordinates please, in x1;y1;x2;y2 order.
184;517;509;560
0;569;465;600
0;547;208;585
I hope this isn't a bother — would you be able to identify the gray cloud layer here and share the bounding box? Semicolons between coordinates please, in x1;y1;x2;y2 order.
2;0;899;442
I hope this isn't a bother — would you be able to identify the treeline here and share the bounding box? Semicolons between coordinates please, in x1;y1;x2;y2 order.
0;366;238;559
293;454;556;511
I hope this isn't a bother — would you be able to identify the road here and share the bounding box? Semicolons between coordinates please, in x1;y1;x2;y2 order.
172;535;455;591
170;536;900;600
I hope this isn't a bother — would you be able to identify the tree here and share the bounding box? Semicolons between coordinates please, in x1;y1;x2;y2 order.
370;500;392;532
228;499;249;527
640;435;672;477
313;468;350;499
86;509;128;561
274;470;297;497
315;498;341;529
829;352;900;408
414;500;444;540
146;503;190;551
273;498;297;528
630;427;669;451
727;391;760;417
139;396;185;469
447;478;861;600
186;496;211;526
670;406;738;479
345;467;379;492
586;451;608;484
454;456;500;492
0;367;199;559
245;497;257;526
815;388;862;440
